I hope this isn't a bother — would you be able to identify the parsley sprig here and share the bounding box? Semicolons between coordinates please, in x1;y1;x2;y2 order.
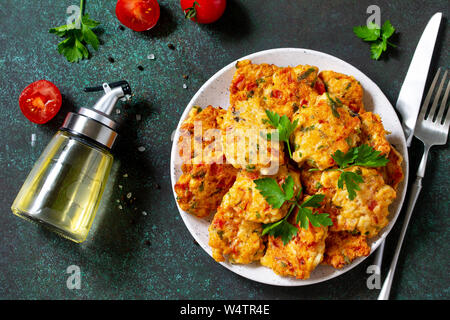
49;0;101;63
264;110;298;158
353;21;397;60
331;144;389;200
254;176;332;245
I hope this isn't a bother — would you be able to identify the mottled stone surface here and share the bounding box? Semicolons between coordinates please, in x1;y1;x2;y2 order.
0;0;448;300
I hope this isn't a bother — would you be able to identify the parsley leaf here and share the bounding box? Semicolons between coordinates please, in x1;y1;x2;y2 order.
264;110;298;158
352;144;390;167
256;175;332;244
296;195;332;229
337;171;364;200
332;144;389;200
353;20;396;60
262;217;299;245
254;175;294;209
353;22;380;41
381;20;396;40
300;194;325;208
49;1;101;63
331;148;357;168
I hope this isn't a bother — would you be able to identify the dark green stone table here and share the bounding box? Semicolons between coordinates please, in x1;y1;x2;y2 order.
0;0;448;300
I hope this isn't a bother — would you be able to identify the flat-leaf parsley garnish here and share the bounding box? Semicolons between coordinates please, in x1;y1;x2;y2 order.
49;0;101;63
264;110;298;158
255;175;332;245
331;144;389;200
353;20;397;60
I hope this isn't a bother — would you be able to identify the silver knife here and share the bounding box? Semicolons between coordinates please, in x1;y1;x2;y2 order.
374;12;442;296
396;12;442;146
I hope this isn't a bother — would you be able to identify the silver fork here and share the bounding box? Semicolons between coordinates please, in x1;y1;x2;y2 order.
378;69;450;300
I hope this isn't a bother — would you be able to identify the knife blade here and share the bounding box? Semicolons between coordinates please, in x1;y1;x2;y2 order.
396;12;442;146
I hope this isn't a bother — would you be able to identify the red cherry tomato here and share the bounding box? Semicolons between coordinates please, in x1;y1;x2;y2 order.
181;0;226;24
19;80;62;124
116;0;160;32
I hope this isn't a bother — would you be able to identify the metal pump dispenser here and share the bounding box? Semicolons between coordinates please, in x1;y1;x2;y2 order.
11;81;132;243
62;81;132;149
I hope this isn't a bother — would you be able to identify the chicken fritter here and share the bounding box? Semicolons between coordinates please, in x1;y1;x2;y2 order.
261;212;328;279
221;166;301;224
230;59;321;119
291;93;362;170
208;166;301;263
319;70;365;114
208;207;265;264
176;105;238;218
380;144;404;189
360;112;391;156
220;100;285;174
322;231;371;269
300;168;323;195
178;105;225;166
320;166;397;237
175;163;238;218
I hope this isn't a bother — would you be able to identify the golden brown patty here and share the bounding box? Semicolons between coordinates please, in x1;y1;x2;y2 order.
360;112;391;156
230;59;321;119
261;210;328;279
291;93;361;170
319;70;365;114
175;163;238;218
322;231;371;269
220;100;285;174
178;105;225;166
320;166;396;237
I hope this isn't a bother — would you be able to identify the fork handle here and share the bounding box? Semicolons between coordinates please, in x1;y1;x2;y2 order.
377;176;423;300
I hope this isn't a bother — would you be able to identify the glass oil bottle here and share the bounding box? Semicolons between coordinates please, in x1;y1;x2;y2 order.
11;81;132;243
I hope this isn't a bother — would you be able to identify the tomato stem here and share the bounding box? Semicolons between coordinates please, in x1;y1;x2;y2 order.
184;1;200;20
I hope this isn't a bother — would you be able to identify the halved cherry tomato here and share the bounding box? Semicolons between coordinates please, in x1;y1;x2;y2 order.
181;0;226;24
19;80;62;124
116;0;160;32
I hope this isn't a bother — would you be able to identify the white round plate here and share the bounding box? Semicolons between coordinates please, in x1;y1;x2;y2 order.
170;48;409;286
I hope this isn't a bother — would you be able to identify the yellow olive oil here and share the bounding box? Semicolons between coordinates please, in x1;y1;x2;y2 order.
11;131;113;243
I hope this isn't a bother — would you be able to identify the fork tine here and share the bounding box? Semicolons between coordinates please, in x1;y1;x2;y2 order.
427;70;447;121
437;79;450;125
419;68;441;120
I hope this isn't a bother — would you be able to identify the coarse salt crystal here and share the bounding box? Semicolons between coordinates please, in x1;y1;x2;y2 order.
183;83;188;89
142;211;147;216
138;146;146;152
116;109;121;114
126;192;132;199
147;54;155;60
136;114;141;121
31;133;36;147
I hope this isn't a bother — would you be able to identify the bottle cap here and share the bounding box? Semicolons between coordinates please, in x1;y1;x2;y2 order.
61;81;132;149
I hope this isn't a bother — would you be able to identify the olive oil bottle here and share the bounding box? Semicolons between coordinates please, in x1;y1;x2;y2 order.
12;81;132;243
